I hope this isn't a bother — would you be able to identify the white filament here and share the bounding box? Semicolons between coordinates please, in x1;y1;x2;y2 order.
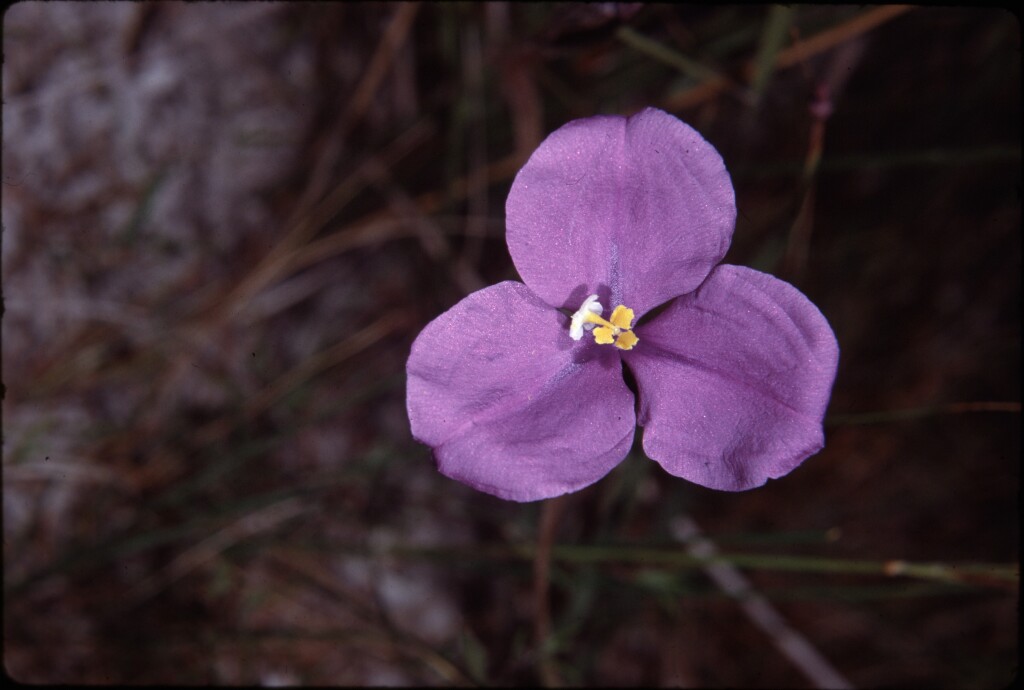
569;294;602;340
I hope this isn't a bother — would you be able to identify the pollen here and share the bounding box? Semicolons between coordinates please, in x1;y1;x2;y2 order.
569;296;638;350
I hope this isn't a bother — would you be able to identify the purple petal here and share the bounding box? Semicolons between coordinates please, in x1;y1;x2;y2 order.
407;281;636;501
624;265;839;491
506;107;735;318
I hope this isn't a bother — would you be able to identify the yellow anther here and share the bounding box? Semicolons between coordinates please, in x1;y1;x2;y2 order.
609;305;635;330
614;329;639;351
593;326;616;345
581;304;638;350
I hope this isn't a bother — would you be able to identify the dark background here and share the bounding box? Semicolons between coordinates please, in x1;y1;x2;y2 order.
3;3;1018;686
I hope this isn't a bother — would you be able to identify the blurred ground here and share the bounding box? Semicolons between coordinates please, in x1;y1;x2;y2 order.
2;3;1019;687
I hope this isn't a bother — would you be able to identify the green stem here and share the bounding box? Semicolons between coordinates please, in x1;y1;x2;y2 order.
615;26;722;82
384;543;1017;589
827;401;1020;426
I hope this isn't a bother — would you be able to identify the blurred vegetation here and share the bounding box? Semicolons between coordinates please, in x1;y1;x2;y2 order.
2;3;1019;687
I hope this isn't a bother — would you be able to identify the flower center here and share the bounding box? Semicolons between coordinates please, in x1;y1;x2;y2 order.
569;295;638;351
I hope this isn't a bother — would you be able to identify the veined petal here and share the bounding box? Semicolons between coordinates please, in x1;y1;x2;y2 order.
407;281;636;501
506;107;735;318
623;265;839;491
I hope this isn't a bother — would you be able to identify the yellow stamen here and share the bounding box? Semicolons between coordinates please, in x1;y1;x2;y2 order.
614;329;639;351
609;305;635;330
580;311;615;331
581;304;638;350
593;326;616;344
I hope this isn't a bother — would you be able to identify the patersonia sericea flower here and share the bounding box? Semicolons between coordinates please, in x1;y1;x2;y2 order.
407;107;839;502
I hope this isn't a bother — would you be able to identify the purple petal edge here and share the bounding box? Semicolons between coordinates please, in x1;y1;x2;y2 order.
624;265;839;491
505;107;736;318
407;281;636;502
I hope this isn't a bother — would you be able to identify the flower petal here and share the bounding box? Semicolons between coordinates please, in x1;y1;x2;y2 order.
506;107;735;318
407;281;636;501
624;265;839;491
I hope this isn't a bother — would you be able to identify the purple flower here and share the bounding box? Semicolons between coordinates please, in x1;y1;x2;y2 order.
407;107;839;502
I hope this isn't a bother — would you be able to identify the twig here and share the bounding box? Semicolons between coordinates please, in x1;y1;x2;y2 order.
341;3;420;133
662;5;914;112
773;5;911;72
461;20;489;283
122;499;307;607
361;151;487;295
263;548;476;686
365;542;1018;589
671;516;854;690
191;310;410;447
533;495;567;687
616;25;728;84
782;83;829;283
209;118;434;324
826;401;1021;427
